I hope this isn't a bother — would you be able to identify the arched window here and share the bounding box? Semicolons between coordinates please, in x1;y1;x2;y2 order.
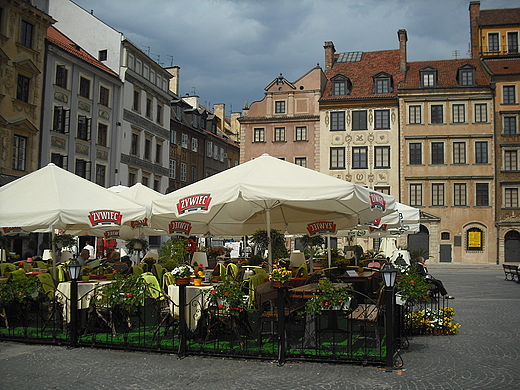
466;227;484;251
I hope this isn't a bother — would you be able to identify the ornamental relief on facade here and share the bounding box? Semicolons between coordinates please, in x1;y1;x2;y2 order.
99;109;110;120
78;101;91;113
12;100;36;119
54;91;68;103
4;67;13;95
0;128;8;161
331;134;344;145
368;109;373;125
354;172;365;182
353;133;365;144
76;142;89;156
97;149;108;161
377;172;388;182
375;132;388;143
51;135;66;150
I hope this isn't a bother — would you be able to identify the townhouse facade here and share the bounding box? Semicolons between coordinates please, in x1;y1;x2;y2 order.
41;26;122;187
0;0;54;181
469;1;520;263
239;67;325;168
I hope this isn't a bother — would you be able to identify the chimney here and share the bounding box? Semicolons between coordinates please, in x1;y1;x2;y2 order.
213;103;225;131
469;1;481;58
324;41;336;70
165;66;180;94
398;29;407;72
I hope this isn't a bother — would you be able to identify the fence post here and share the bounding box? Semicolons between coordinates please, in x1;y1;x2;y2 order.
275;284;287;365
178;283;187;358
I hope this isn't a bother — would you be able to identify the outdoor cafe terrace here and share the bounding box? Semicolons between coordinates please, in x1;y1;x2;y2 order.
0;256;457;369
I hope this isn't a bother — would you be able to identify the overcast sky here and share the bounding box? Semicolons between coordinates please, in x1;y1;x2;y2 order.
71;0;517;116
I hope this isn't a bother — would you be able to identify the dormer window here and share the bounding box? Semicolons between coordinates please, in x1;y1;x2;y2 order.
458;64;476;86
420;66;438;88
373;72;392;94
331;75;351;96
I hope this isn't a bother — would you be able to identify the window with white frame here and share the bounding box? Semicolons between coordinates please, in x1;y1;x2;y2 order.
488;32;500;51
79;76;91;99
274;127;286;142
474;103;487;123
13;134;27;171
373;73;392;94
169;159;176;179
452;142;466;164
191;138;198;152
53;106;70;133
505;188;519;208
56;64;68;89
180;162;187;182
504;149;518;171
170;129;177;145
207;141;213;157
330;147;345;169
191;166;197;183
504;85;516;104
420;67;437;87
275;101;285;114
408;105;422;124
254;128;265;142
430;104;444;124
452;104;465;123
181;133;189;149
295;157;307;167
454;183;467;206
508;31;519;54
295;126;307;141
409;183;423;206
374;146;390;168
431;183;445;206
213;145;219;160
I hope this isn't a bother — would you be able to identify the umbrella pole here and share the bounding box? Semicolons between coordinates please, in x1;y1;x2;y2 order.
51;227;57;281
267;208;272;272
327;235;332;268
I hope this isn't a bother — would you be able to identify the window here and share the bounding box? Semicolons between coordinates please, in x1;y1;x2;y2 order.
409;143;422;165
330;111;345;131
504;150;518;171
505;188;519;208
169;159;176;179
155;142;162;164
146;98;152;118
295;126;307;141
430;105;443;124
374;110;390;129
504;116;517;134
441;232;450;240
56;65;68;89
374;186;390;195
504;86;516;104
98;49;107;61
420;67;437;87
79;77;90;99
75;159;89;179
330;147;345;169
20;20;33;48
476;183;489;206
95;164;106;186
77;116;91;141
452;104;465;123
99;86;109;107
275;101;285;114
206;141;213;157
180;162;187;182
332;78;346;96
142;176;149;187
144;138;151;160
170;130;177;145
97;123;108;146
488;32;499;51
295;157;307;167
508;32;519;54
253;128;265;142
374;74;391;94
274;127;286;142
51;153;66;168
191;138;198;152
352;147;368;169
374;146;390;168
128;172;136;186
431;183;445;206
220;147;225;162
154;178;161;191
156;104;162;124
474;103;487;123
431;142;444;164
16;75;30;102
191;166;197;183
475;141;488;164
409;105;422;124
133;89;140;111
53;106;70;133
352;110;367;130
131;133;139;156
466;227;483;251
459;67;475;86
454;183;467;206
13;135;27;171
452;142;466;164
213;144;219;160
409;183;423;207
181;133;189;148
192;115;198;129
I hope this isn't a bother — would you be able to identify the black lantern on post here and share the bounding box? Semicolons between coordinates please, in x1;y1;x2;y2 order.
381;263;397;372
66;258;82;348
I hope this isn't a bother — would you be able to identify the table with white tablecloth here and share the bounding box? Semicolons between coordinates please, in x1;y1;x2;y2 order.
56;280;112;322
167;284;213;331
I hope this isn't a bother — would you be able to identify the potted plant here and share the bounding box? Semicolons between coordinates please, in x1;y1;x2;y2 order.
395;266;431;304
171;264;193;284
53;233;76;249
269;267;292;287
304;278;353;314
125;238;149;255
81;266;91;282
205;280;249;315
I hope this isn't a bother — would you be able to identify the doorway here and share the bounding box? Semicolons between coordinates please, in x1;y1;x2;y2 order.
505;230;520;263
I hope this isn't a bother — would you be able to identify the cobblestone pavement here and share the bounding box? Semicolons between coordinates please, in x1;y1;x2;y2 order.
1;265;520;390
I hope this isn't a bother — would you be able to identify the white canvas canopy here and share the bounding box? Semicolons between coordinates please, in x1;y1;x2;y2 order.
0;163;147;275
151;154;396;267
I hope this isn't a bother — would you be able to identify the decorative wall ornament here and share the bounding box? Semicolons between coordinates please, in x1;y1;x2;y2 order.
355;172;365;182
97;149;109;160
368;109;373;125
99;109;110;119
76;143;89;156
367;133;375;143
78;100;91;113
391;109;397;123
331;134;343;145
54;91;68;103
353;133;365;144
376;133;388;143
324;111;329;125
51;136;66;150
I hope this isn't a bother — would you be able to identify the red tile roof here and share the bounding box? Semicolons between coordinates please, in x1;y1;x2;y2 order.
399;58;490;89
478;8;520;26
483;58;520;75
321;49;405;101
47;26;119;78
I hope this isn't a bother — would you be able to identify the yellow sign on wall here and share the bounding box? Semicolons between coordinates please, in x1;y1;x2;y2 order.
468;231;481;248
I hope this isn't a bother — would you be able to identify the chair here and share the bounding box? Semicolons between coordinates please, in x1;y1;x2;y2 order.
130;265;143;276
152;263;165;283
0;263;16;276
295;263;309;278
34;261;48;269
162;272;175;291
347;288;384;348
227;263;239;281
140;272;161;299
36;273;62;331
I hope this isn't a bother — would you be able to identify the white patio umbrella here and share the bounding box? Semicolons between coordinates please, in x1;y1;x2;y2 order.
0;163;147;276
151;154;396;268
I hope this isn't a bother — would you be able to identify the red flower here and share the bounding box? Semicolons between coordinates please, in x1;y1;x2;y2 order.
224;292;229;296
218;304;224;309
324;301;329;306
410;280;415;284
125;293;133;297
211;289;217;294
